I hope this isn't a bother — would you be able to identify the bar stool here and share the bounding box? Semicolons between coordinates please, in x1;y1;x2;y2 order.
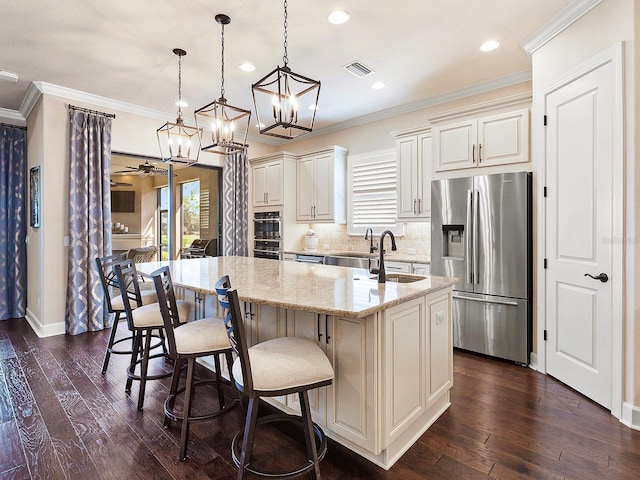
151;266;239;461
95;255;160;374
114;259;191;411
215;276;334;480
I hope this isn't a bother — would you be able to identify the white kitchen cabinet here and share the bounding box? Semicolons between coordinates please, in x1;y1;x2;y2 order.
383;261;411;274
382;290;451;447
251;156;284;207
285;309;376;451
412;263;430;275
433;108;529;172
296;146;347;223
394;128;432;220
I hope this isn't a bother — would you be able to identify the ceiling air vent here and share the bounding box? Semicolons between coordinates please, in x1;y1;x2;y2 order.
343;60;374;78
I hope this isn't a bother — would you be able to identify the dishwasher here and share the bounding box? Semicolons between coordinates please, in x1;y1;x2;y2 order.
295;254;324;264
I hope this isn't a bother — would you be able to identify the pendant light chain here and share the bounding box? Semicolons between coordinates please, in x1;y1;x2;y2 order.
220;20;225;98
177;53;183;119
282;0;288;67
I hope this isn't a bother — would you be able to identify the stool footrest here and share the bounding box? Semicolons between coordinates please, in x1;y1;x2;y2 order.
126;352;173;382
164;378;239;423
231;413;328;479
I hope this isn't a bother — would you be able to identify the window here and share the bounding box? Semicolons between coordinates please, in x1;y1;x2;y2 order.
181;180;200;248
347;149;403;236
158;187;168;260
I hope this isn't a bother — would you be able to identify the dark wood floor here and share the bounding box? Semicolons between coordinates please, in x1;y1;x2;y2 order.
1;317;639;480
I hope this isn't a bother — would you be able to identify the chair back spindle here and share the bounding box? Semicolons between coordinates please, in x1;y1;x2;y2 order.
151;266;182;360
215;278;254;395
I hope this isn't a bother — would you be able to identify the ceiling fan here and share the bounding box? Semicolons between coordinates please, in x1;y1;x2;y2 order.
113;159;169;177
110;178;133;187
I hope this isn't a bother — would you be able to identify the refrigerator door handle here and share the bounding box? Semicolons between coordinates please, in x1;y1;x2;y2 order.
453;293;519;307
466;189;473;284
473;189;480;284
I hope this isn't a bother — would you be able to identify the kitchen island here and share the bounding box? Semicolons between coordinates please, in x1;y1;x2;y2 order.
136;256;456;469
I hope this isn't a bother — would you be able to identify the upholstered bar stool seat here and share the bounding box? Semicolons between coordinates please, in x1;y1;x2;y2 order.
152;266;239;461
110;289;158;311
233;337;334;392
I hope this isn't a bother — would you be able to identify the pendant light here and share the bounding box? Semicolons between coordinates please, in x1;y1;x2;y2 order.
195;14;251;155
157;48;201;165
251;0;321;139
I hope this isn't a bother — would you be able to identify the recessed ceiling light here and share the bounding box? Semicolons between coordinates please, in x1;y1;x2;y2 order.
256;122;265;128
480;40;500;52
239;63;255;72
308;104;318;111
175;100;188;107
371;82;385;90
328;10;350;25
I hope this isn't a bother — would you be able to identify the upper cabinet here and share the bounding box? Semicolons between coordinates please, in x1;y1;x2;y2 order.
296;146;347;223
394;128;432;220
432;107;529;172
250;152;300;211
430;95;531;172
251;155;285;207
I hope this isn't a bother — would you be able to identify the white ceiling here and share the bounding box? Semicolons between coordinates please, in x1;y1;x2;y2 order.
0;0;573;141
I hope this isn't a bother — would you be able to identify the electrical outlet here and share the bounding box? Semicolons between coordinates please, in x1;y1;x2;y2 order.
407;247;417;255
436;311;445;325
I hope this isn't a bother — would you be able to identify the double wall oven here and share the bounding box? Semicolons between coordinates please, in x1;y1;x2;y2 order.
253;211;282;260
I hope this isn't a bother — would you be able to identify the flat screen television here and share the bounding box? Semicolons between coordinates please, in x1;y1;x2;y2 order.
111;190;135;213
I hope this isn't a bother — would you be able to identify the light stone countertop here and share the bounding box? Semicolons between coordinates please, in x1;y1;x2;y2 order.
136;256;453;319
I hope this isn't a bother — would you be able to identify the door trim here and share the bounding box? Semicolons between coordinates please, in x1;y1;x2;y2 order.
534;42;624;419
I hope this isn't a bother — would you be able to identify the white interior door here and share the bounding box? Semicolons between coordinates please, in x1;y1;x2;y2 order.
544;59;614;409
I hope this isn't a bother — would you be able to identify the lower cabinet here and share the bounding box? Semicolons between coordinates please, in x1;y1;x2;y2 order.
249;288;452;462
286;309;376;451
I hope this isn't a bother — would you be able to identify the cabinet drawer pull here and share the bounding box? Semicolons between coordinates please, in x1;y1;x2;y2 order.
472;144;476;163
478;144;482;163
317;314;323;342
325;315;330;344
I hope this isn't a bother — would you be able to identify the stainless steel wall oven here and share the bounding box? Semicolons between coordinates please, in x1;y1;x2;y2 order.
253;211;282;260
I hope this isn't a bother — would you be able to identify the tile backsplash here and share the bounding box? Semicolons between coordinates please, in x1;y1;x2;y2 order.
308;223;430;259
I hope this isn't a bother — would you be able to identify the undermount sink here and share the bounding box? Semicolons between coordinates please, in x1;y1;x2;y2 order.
333;252;376;258
370;273;426;283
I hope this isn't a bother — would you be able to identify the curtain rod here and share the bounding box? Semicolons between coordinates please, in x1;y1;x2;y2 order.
67;104;116;119
0;122;27;130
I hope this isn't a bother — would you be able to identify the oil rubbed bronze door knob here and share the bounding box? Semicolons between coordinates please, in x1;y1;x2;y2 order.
584;272;609;283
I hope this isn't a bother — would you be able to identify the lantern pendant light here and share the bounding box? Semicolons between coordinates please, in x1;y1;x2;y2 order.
251;0;321;140
157;48;201;165
195;14;251;155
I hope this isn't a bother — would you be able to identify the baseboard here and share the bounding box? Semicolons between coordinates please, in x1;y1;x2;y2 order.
25;309;65;338
621;402;640;431
528;352;539;371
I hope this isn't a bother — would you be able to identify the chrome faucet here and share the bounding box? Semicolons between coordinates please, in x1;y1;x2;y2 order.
364;227;378;254
371;230;397;284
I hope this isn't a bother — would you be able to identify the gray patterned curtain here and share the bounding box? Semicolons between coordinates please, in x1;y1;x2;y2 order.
65;109;113;335
0;124;27;321
222;149;249;256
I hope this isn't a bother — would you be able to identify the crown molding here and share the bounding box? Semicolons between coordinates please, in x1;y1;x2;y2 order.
426;92;532;124
6;69;531;145
521;0;603;55
292;70;532;144
0;107;26;124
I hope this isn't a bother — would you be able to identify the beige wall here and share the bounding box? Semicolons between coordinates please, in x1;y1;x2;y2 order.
531;0;638;413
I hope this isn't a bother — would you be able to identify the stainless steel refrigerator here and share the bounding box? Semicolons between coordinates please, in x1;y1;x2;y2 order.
430;172;532;364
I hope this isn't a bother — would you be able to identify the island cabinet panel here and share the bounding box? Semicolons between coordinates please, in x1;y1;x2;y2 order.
326;314;376;451
286;310;327;422
286;309;377;451
383;297;427;446
245;302;287;407
428;293;452;402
